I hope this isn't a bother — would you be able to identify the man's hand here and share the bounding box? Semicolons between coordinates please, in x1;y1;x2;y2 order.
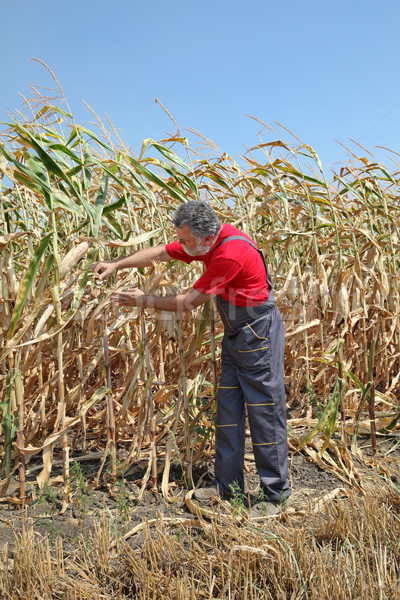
90;261;117;281
111;288;145;307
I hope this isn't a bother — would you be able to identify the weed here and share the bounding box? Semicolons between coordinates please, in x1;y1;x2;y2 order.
255;487;288;515
165;425;189;488
167;495;183;521
106;459;131;534
114;475;130;532
279;490;288;508
255;487;271;515
27;482;61;546
28;481;58;514
229;481;247;515
69;461;91;521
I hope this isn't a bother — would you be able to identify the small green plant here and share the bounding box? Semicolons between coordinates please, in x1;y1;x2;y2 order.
106;459;131;535
165;425;189;488
306;386;324;419
69;460;91;521
27;481;61;546
167;495;183;522
256;487;270;514
229;481;247;515
255;487;287;515
28;481;58;514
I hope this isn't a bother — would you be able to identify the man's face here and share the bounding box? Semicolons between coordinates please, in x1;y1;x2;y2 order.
176;225;214;256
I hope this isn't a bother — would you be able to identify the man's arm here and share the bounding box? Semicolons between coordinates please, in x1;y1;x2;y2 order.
91;245;171;280
111;287;212;312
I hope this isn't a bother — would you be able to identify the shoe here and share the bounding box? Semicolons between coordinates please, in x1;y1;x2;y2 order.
193;485;222;501
250;501;283;518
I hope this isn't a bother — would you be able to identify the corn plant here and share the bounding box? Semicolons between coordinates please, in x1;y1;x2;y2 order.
0;84;400;501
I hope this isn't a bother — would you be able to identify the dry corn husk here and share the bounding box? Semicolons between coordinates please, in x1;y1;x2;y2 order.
351;286;361;311
381;270;389;299
6;262;18;299
159;311;175;339
312;280;319;304
336;283;349;321
33;305;55;338
317;260;330;312
288;276;298;303
59;242;90;278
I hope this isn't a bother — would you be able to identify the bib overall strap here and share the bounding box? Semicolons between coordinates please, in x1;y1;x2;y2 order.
215;235;273;290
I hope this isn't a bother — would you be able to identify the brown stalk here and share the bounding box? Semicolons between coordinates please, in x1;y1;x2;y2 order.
369;383;377;456
74;324;87;450
51;286;70;509
140;308;157;492
176;314;190;483
209;302;218;395
14;367;26;501
102;311;116;481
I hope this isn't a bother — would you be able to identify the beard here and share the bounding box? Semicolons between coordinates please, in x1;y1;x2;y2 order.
182;241;211;256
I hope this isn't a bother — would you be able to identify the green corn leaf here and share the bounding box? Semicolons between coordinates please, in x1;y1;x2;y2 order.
67;164;84;178
25;153;48;180
93;174;109;237
13;123;81;199
47;143;83;164
69;247;98;313
35;105;73;120
346;370;366;395
83;144;94;190
103;195;125;215
13;172;50;197
321;387;341;453
0;255;56;353
1;371;17;478
126;155;188;202
94;159;125;187
378;412;400;434
0;145;52;195
53;194;85;217
275;164;328;187
194;301;211;350
8;233;52;339
203;170;231;190
76;125;114;153
103;212;124;238
138;138;153;160
151;142;191;171
299;379;340;448
146;157;199;195
66;126;79;146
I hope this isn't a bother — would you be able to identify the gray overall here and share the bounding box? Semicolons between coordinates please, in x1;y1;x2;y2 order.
214;236;290;503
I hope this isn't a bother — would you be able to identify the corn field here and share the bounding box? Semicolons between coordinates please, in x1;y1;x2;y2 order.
1;83;400;507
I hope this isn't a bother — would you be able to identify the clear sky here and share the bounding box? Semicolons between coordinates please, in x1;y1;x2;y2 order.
2;0;400;173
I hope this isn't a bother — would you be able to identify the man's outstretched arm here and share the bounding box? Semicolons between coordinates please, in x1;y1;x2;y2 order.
111;287;212;312
91;245;171;280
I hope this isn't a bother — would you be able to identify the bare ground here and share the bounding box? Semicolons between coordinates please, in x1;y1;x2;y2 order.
0;432;398;555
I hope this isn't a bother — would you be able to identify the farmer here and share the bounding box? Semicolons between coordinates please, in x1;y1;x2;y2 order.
92;201;290;515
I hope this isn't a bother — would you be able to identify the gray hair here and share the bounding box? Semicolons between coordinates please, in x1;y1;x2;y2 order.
173;201;221;238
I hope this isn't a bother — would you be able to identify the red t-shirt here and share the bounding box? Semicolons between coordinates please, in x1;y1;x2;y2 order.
165;223;269;306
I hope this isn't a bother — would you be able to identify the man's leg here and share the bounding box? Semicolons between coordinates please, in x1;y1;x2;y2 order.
214;344;246;494
239;371;289;503
236;307;290;504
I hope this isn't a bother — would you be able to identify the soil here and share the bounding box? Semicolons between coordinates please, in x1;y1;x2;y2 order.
0;433;399;554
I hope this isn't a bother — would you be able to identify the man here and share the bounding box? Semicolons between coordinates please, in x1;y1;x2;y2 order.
92;201;290;515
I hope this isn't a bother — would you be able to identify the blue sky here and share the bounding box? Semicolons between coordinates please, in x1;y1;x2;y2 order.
2;0;400;173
